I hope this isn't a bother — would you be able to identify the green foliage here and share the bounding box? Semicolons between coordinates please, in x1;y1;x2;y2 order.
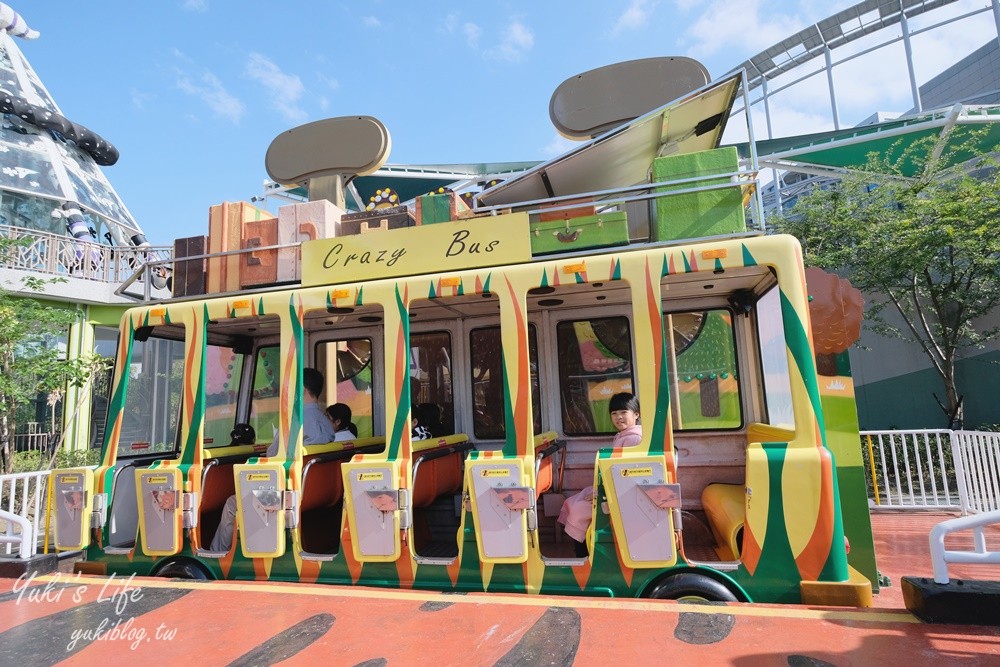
775;132;1000;425
11;447;100;473
0;237;107;472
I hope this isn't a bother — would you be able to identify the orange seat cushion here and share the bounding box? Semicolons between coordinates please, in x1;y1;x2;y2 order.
201;464;235;513
412;452;464;508
536;456;553;498
300;457;345;512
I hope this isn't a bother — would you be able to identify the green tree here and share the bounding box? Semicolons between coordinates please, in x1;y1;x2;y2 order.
0;240;101;472
776;137;1000;427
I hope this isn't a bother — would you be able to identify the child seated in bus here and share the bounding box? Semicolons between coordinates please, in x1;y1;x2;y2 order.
411;402;441;441
558;392;641;557
326;402;358;441
209;368;336;553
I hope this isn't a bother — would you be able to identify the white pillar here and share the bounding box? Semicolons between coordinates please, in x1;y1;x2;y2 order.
824;47;840;130
900;5;922;112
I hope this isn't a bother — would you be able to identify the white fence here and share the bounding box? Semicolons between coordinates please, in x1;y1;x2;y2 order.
0;224;171;283
0;469;49;559
862;429;1000;515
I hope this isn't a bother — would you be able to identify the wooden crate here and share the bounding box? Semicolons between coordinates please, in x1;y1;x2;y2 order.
172;235;207;297
207;202;273;293
240;218;279;288
276;200;343;283
415;191;470;225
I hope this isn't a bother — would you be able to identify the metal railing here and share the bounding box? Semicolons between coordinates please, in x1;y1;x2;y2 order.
862;429;961;509
0;469;49;559
12;422;55;455
0;224;172;284
862;429;1000;515
929;509;1000;584
952;430;1000;514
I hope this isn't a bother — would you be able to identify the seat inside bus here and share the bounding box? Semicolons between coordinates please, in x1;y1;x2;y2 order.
410;434;473;557
199;460;237;550
299;436;386;555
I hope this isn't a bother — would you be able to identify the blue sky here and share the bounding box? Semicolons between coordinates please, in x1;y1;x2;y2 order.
15;1;999;246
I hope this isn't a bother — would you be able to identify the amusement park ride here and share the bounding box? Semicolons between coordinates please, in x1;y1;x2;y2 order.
45;52;981;615
0;3;993;649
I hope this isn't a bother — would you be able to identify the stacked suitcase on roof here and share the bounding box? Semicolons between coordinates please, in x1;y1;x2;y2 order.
525;145;746;256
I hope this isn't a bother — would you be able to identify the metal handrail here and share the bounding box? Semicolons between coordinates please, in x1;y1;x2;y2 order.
929;509;1000;584
0;224;171;284
0;469;50;558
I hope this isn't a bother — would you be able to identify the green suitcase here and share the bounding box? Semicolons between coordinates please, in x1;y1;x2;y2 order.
652;146;746;242
530;211;629;255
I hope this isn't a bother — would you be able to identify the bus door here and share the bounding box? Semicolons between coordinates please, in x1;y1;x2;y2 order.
229;298;296;560
536;256;679;567
464;279;537;565
405;306;475;564
467;318;548;560
339;287;406;563
96;316;187;557
596;259;680;568
127;310;210;558
192;315;273;558
296;322;384;560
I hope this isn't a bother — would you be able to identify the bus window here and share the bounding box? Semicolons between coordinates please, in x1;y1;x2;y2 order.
248;345;281;441
315;338;375;438
203;344;244;446
117;334;185;458
556;317;634;435
756;287;795;428
410;331;453;436
666;310;742;430
470;325;541;439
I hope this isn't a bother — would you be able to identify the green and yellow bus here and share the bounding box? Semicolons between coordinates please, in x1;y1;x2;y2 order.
49;71;876;605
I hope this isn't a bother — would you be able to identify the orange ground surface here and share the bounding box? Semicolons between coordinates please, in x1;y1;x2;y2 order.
0;510;997;666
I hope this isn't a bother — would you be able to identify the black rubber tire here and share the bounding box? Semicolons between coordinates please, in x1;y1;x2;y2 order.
645;573;739;602
152;558;213;580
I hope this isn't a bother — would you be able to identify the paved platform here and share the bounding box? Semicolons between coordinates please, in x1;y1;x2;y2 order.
0;511;997;666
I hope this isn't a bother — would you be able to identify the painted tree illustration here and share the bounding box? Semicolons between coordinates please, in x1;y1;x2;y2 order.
674;312;738;418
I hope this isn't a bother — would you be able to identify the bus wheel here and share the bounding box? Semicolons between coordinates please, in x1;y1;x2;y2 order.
152;558;213;580
646;573;739;602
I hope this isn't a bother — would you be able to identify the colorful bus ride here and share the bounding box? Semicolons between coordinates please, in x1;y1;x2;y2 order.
49;68;876;606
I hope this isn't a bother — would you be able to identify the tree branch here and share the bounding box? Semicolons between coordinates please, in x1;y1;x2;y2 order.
888;287;945;378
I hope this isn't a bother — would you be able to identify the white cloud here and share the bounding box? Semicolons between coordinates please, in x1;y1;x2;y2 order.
362;15;381;28
182;0;207;12
462;22;482;48
317;73;340;92
680;0;858;61
443;13;482;48
542;133;579;158
612;0;659;36
175;70;244;123
486;20;534;62
245;53;307;123
130;89;153;111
